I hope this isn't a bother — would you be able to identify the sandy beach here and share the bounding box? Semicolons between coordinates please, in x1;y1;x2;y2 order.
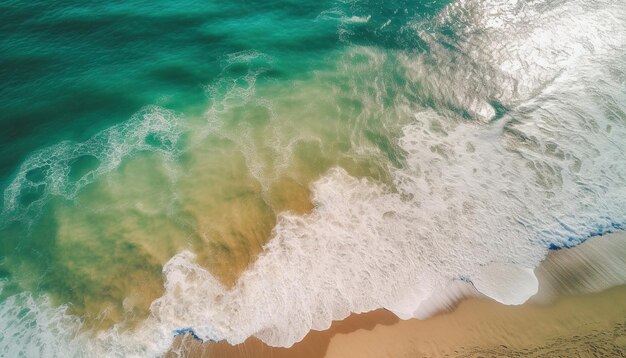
2;1;626;357
168;232;626;357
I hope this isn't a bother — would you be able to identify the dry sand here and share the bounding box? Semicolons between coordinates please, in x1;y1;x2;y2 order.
167;232;626;357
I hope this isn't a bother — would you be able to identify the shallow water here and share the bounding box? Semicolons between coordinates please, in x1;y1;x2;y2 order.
165;233;626;358
1;0;625;356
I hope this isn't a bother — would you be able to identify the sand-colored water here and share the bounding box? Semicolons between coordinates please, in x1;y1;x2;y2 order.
167;232;626;357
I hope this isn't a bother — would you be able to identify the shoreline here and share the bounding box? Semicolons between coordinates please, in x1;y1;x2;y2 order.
167;232;626;357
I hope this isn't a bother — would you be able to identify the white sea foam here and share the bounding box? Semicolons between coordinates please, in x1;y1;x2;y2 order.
0;291;86;357
2;0;626;356
139;0;626;349
342;15;371;24
1;106;182;225
0;289;176;358
149;86;625;345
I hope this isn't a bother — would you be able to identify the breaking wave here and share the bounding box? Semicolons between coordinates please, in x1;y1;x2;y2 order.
1;0;625;356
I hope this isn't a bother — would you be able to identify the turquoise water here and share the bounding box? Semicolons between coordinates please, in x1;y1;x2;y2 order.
0;1;449;177
0;0;334;175
1;0;626;356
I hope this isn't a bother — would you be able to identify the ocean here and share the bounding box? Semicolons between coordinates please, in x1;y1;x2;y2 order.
1;0;625;356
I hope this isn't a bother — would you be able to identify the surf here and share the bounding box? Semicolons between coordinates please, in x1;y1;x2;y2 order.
0;0;625;356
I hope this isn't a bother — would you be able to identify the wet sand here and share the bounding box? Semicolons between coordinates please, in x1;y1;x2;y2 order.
167;232;626;357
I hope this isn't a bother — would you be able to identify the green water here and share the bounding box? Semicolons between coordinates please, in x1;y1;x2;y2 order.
1;0;626;355
0;0;449;329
